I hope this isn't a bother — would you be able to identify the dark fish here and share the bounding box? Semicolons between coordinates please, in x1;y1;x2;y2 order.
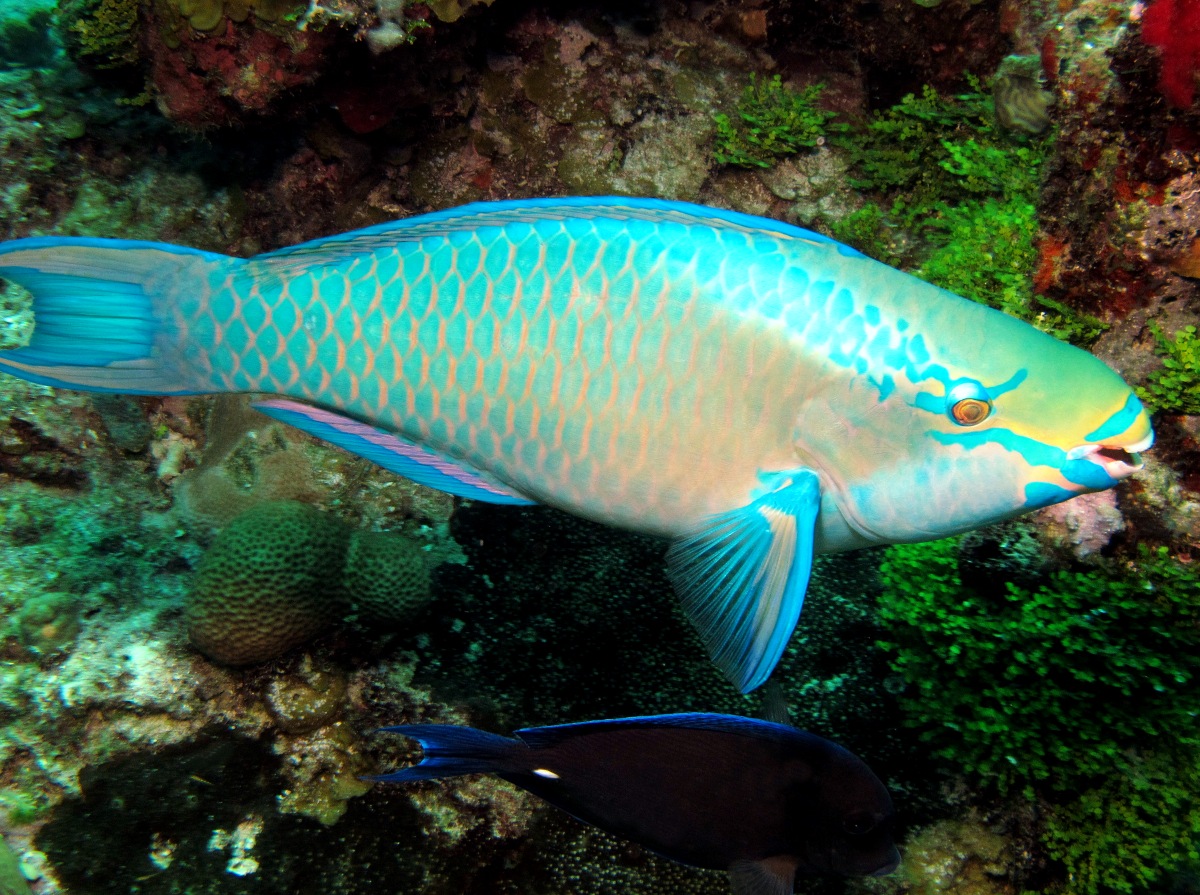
374;713;899;892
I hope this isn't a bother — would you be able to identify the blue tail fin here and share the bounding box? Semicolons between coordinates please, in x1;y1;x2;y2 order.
371;724;520;783
0;236;230;394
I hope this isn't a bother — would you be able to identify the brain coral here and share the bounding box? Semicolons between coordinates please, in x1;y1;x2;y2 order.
187;501;350;665
343;529;430;623
186;501;431;665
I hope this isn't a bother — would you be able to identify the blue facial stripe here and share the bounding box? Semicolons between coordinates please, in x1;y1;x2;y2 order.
935;428;1120;492
914;391;943;415
1085;393;1145;442
988;368;1027;398
933;428;1065;468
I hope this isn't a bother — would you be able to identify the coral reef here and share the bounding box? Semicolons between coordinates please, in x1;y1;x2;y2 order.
991;53;1052;135
892;811;1018;895
186;501;431;665
174;395;458;542
143;0;336;129
425;0;495;23
6;592;85;664
0;0;1197;893
367;0;431;53
0;6;57;69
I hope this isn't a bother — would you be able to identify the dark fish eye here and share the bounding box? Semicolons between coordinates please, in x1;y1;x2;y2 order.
843;812;877;836
946;381;993;427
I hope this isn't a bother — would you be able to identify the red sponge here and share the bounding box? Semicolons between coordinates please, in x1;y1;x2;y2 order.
1142;0;1200;107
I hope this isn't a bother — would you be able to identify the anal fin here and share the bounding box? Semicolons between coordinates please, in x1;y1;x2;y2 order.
252;399;536;506
666;470;820;694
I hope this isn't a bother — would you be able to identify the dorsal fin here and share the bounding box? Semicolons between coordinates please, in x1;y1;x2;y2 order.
248;196;859;276
513;712;827;752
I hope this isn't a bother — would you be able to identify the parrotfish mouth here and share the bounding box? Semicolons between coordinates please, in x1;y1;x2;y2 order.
1067;431;1155;480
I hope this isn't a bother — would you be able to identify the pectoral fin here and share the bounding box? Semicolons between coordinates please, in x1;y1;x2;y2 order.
728;857;797;895
252;399;536;505
666;470;819;694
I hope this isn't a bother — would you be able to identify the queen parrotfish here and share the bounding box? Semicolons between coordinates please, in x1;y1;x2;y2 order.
0;197;1153;692
374;712;899;891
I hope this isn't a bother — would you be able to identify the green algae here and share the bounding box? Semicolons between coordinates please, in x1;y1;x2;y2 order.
878;537;1200;794
1042;748;1200;895
1138;323;1200;415
831;77;1105;345
877;534;1200;895
713;75;839;169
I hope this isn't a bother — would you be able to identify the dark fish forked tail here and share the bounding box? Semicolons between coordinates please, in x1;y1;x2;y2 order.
371;724;522;783
0;236;229;395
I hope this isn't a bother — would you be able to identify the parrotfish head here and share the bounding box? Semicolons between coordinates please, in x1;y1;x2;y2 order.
801;282;1153;547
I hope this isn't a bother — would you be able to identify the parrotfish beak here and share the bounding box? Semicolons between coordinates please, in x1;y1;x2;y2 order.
1066;430;1154;481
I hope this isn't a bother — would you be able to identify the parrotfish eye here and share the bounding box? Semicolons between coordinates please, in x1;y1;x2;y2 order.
946;381;994;427
842;812;877;836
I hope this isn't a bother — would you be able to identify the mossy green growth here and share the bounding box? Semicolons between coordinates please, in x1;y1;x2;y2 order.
1040;747;1200;895
713;75;840;169
915;195;1039;319
841;80;1000;204
833;78;1104;345
876;539;1200;796
1137;322;1200;415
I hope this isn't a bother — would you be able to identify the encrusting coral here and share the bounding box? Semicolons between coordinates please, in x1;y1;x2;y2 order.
186;500;431;665
60;0;142;69
167;0;305;32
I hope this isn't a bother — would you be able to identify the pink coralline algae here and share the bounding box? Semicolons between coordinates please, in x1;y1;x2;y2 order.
147;17;334;129
1141;0;1200;108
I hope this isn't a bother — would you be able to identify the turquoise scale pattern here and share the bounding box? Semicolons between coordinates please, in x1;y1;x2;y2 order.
171;204;834;532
